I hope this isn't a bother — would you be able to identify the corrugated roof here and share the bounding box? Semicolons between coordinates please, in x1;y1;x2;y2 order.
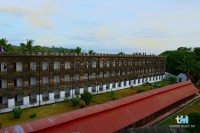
0;81;198;133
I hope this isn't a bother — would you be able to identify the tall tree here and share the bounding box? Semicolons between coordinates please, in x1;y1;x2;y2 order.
177;56;195;74
88;50;95;54
161;50;196;75
20;39;34;53
193;47;200;61
118;51;125;55
74;46;82;54
177;47;192;52
0;38;12;52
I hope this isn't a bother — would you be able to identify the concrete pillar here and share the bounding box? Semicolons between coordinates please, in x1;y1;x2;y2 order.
23;96;30;105
88;87;92;93
126;81;129;87
163;75;166;79
8;98;15;108
96;85;99;94
49;93;54;101
37;94;43;103
80;88;84;94
60;91;65;98
147;77;149;82
134;79;138;86
139;79;143;84
130;80;134;86
109;83;112;90
115;82;118;90
103;85;106;91
70;89;74;97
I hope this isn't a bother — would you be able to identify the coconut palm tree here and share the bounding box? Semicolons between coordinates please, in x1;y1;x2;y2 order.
88;50;95;54
0;38;12;52
74;46;82;54
177;56;195;74
20;39;34;53
118;51;125;55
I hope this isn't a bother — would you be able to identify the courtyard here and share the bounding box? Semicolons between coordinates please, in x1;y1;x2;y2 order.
0;81;171;128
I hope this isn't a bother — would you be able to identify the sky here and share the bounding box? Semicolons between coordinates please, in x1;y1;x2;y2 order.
1;0;200;55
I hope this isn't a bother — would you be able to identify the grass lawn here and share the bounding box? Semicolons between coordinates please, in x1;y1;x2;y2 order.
157;99;200;126
0;80;172;128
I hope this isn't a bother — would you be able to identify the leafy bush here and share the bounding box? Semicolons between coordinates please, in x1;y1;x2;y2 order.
70;98;80;107
110;91;116;99
12;107;22;119
168;77;177;84
137;89;145;93
80;90;92;105
79;100;85;108
29;113;36;118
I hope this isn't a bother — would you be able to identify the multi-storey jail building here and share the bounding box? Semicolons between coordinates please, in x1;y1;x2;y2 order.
0;52;166;112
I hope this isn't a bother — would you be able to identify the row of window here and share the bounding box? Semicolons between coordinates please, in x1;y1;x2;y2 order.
0;75;163;89
0;59;164;72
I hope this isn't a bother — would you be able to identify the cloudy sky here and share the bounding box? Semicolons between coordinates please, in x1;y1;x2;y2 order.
1;0;200;54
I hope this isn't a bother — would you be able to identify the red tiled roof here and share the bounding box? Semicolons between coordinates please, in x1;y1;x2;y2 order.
0;81;199;133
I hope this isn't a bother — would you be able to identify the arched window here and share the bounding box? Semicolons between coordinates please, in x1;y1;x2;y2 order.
100;59;104;68
92;60;97;68
107;60;110;67
99;72;103;78
76;60;80;68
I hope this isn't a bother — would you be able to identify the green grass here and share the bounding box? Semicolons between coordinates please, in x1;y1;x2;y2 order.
157;99;200;126
0;80;171;128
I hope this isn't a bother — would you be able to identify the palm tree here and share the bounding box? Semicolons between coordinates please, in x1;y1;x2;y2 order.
88;50;95;54
20;39;34;53
74;46;82;54
118;51;125;55
177;56;195;74
0;38;12;52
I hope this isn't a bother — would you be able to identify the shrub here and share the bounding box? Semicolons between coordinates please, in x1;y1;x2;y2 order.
29;113;36;118
168;77;177;84
12;107;22;119
110;91;115;99
80;90;92;105
70;98;80;107
112;97;116;100
137;89;145;93
79;100;85;108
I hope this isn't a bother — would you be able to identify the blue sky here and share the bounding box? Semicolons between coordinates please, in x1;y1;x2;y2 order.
1;0;200;54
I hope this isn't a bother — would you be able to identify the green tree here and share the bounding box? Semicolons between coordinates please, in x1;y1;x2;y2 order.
118;51;125;55
74;46;82;54
70;98;80;107
88;50;95;54
12;107;22;119
0;38;12;52
177;56;195;74
168;77;177;84
160;50;196;75
20;39;35;53
177;47;192;52
193;47;200;60
80;90;92;105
